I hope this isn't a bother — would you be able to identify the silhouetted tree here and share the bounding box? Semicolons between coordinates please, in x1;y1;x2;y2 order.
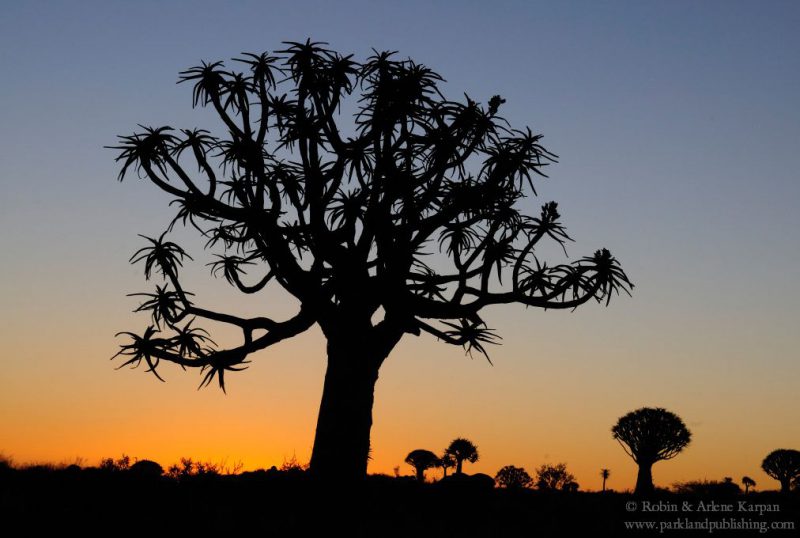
761;449;800;493
404;449;439;482
495;465;532;489
439;452;456;478
600;468;611;492
742;476;756;494
109;40;631;482
446;438;479;475
612;407;691;495
535;463;575;491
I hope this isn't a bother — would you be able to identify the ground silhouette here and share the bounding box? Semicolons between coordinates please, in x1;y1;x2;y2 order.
5;458;795;536
109;40;632;482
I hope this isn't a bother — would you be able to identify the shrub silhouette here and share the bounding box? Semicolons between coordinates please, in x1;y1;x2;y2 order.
99;455;131;472
761;449;800;493
129;459;164;478
404;449;439;482
535;463;575;491
495;465;532;489
445;438;479;475
672;478;741;496
612;407;691;495
109;40;631;482
742;476;756;494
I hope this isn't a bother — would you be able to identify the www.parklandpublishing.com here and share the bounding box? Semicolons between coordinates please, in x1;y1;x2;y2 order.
623;517;795;534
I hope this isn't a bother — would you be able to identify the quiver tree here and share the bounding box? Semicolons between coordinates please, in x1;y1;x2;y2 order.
404;449;439;482
109;40;632;482
439;452;456;477
612;407;691;495
600;468;611;492
761;449;800;493
445;438;479;475
741;476;756;494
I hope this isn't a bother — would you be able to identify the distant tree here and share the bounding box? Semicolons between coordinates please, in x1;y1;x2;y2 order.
109;41;632;482
495;465;533;489
405;449;439;482
562;480;580;492
612;407;691;495
600;468;611;492
761;449;800;493
446;438;479;475
535;463;575;491
742;476;756;494
439;452;456;478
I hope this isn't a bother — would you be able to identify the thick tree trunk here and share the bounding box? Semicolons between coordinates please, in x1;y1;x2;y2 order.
780;478;791;493
635;462;654;495
456;459;463;475
308;335;384;482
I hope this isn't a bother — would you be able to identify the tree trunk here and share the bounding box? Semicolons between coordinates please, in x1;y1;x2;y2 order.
602;477;607;492
415;468;425;482
456;459;463;475
308;334;384;482
780;478;791;493
635;462;654;495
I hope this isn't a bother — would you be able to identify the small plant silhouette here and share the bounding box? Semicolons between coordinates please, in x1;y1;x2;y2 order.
445;438;479;475
741;476;756;494
761;449;800;493
99;454;131;472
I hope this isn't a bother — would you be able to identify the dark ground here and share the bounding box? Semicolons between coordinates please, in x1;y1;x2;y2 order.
1;466;797;537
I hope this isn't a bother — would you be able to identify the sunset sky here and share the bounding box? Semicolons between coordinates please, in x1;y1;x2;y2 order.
1;1;799;491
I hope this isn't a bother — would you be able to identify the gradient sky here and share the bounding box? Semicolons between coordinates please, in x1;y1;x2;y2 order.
1;0;799;491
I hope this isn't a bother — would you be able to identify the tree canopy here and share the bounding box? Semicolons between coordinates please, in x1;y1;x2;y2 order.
761;449;800;493
110;40;632;391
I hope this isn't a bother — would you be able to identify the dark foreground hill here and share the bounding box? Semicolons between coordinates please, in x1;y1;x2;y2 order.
1;465;797;537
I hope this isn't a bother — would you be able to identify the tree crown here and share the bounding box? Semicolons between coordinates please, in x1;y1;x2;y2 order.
110;40;631;390
612;407;691;464
761;449;800;481
404;449;439;471
445;438;479;463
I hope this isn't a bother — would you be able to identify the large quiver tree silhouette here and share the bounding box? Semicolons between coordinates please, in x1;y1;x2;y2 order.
612;407;691;495
761;449;800;493
110;40;632;482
